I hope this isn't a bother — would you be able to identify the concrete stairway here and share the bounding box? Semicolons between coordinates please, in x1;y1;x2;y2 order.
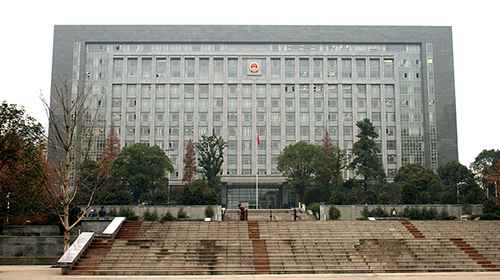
68;220;500;275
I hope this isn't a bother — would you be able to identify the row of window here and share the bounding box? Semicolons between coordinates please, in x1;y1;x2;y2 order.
114;97;398;110
111;83;396;95
112;57;396;79
116;111;403;124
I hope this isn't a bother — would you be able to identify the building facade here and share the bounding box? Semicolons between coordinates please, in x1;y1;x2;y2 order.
50;25;457;209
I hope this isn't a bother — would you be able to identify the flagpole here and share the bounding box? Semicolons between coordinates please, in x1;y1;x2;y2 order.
256;133;260;210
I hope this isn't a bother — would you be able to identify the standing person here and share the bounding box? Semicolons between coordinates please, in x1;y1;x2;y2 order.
392;209;397;217
99;206;106;217
238;204;246;221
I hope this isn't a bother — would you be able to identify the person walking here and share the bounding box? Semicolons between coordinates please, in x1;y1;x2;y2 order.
238;204;246;221
99;206;106;217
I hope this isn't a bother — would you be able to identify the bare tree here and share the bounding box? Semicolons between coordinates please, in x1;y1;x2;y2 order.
40;78;101;252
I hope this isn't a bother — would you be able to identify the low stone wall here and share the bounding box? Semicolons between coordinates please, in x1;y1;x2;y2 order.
0;236;76;265
1;219;113;265
319;204;484;220
94;205;223;221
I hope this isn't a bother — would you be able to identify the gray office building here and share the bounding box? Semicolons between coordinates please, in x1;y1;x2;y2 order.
50;25;457;209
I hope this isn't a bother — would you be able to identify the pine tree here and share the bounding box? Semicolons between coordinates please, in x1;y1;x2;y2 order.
101;119;121;182
182;139;197;187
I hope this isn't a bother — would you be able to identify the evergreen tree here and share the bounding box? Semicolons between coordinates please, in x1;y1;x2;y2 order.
348;118;386;191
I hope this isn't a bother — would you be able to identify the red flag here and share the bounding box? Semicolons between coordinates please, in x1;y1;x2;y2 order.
256;133;260;145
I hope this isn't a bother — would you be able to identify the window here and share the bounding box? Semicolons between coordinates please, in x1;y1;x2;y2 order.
371;98;381;108
343;98;352;108
184;98;194;108
242;140;252;151
169;127;179;136
184;112;194;122
185;58;195;77
357;98;366;108
126;127;135;136
213;98;223;108
356;58;366;78
228;58;238;77
327;58;337;77
387;154;396;164
228;140;237;151
141;113;150;122
386;112;396;122
213;112;222;122
156;84;166;94
370;59;380;78
343;113;352;122
127;84;137;95
384;59;394;78
385;84;395;95
314;98;323;108
258;155;266;165
242;113;252;122
227;113;237;122
113;58;123;78
214;58;223;78
342;58;351;78
142;58;152;78
156;58;166;77
285;58;295;78
170;58;180;77
227;155;237;165
385;98;395;109
112;98;121;108
286;112;295;122
228;126;237;136
285;98;295;108
357;112;367;121
271;126;281;136
242;126;252;136
199;126;208;136
257;98;266;108
299;84;309;94
256;84;266;95
300;113;309;122
140;127;150;136
300;98;310;108
184;126;194;136
285;85;295;93
328;112;338;121
300;126;310;136
342;84;352;94
127;58;137;78
371;85;380;95
387;140;396;150
313;58;323;78
271;140;281;150
242;99;252;108
344;126;352;136
112;84;123;95
372;112;381;122
386;126;395;136
155;127;164;136
286;126;295;136
127;98;136;107
271;58;280;78
170;98;180;108
199;58;209;78
328;98;338;108
126;113;136;122
271;98;280;108
170;112;179;122
155;113;164;122
299;58;309;77
113;113;122;122
314;113;324;122
199;112;208;122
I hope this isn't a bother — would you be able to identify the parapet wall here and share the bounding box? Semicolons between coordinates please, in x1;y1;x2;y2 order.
319;204;484;220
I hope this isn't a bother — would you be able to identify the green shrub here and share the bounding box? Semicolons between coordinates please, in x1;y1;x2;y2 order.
328;206;341;220
177;207;189;219
204;206;215;218
480;213;500;220
161;210;177;221
143;208;159;221
307;202;322;214
117;206;139;220
107;207;118;217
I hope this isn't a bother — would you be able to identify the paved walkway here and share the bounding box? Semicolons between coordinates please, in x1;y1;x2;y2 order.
1;266;500;280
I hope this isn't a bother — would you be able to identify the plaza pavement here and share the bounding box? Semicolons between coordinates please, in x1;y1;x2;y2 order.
1;266;500;280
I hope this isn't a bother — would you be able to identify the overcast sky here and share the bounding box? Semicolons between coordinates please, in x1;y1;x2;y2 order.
1;0;498;168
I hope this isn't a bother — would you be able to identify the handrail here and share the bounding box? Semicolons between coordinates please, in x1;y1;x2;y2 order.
57;232;94;275
102;217;126;237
